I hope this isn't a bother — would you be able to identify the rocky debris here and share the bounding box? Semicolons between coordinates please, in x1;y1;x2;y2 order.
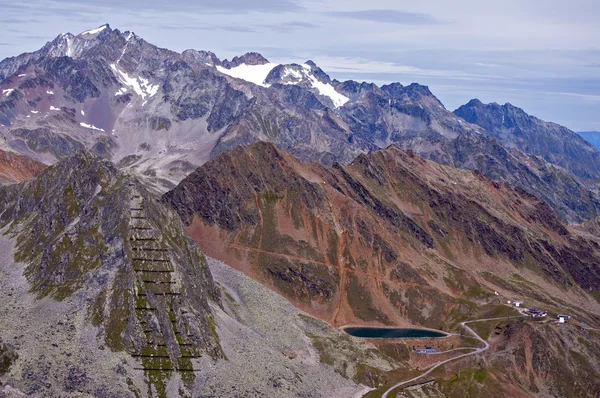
198;256;388;397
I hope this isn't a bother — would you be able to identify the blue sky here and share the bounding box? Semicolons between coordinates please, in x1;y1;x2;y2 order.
1;0;599;131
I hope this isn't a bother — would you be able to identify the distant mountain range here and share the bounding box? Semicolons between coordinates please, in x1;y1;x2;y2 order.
1;24;599;222
578;131;600;150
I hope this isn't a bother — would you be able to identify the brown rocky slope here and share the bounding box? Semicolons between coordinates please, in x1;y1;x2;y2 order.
164;142;600;330
0;148;46;183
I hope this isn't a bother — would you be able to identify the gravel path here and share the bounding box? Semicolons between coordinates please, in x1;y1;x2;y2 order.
382;316;522;398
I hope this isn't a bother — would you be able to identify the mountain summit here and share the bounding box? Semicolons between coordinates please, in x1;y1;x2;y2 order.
454;99;600;179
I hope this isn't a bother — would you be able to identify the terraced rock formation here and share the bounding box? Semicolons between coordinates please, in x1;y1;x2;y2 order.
0;152;223;395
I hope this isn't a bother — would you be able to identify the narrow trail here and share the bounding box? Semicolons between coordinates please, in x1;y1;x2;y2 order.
381;316;521;398
195;238;333;268
254;192;264;253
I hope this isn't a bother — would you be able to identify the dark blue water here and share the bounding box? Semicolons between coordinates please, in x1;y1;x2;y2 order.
343;327;446;338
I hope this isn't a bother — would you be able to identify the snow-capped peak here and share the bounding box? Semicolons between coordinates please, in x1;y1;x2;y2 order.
216;63;278;87
80;24;110;36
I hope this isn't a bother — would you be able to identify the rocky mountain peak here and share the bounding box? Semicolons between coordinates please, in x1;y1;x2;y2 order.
455;99;600;179
464;98;483;107
182;49;220;66
221;52;270;69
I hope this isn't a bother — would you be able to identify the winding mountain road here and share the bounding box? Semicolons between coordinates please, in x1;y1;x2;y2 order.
381;316;519;398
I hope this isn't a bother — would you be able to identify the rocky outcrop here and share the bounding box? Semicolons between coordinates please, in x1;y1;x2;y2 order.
0;152;222;395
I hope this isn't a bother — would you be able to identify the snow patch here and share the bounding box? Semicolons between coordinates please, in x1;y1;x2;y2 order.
46;90;54;95
276;64;349;107
304;69;348;107
81;110;85;115
80;25;108;36
114;87;128;96
216;63;278;87
115;87;127;97
30;110;38;114
49;106;60;111
66;36;74;57
80;122;105;132
2;89;14;96
110;64;159;100
17;74;26;77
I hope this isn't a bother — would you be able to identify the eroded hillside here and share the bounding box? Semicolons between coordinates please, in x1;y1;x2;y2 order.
164;142;600;330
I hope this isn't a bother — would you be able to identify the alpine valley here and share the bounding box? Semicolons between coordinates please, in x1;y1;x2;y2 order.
0;24;599;398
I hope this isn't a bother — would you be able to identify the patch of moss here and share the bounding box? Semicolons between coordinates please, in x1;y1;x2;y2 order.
104;266;131;352
261;190;282;204
0;345;17;375
346;273;391;324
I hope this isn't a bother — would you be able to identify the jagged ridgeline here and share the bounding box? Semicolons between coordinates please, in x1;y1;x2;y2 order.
0;151;222;393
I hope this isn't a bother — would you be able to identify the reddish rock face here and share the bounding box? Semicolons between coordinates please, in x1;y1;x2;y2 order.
0;149;46;183
164;142;600;328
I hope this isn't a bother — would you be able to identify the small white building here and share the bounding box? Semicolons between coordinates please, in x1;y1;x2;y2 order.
513;301;523;307
557;315;570;323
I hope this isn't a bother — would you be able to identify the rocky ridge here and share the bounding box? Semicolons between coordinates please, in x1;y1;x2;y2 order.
164;142;600;330
455;99;600;180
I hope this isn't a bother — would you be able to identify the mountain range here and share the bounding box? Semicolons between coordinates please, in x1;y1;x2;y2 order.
1;24;599;222
577;131;600;151
0;24;599;398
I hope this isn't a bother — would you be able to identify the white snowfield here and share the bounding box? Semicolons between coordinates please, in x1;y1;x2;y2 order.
80;122;105;132
216;63;278;87
215;62;349;108
49;106;60;111
301;64;349;107
46;90;54;95
114;87;128;96
80;25;108;36
110;64;159;101
2;89;14;96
